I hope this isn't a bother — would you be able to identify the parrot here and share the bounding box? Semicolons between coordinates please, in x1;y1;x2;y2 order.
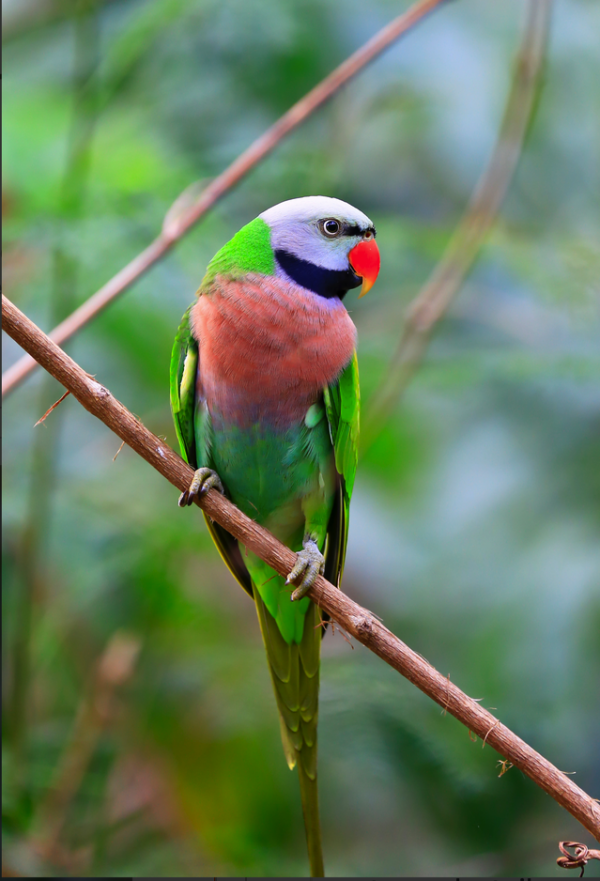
170;196;380;877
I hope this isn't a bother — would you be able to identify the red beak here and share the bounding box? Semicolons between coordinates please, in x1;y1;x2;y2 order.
348;238;380;298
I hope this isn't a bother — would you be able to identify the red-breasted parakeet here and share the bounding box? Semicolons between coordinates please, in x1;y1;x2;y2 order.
170;196;380;876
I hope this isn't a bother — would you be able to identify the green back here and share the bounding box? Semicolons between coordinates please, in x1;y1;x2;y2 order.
200;217;275;288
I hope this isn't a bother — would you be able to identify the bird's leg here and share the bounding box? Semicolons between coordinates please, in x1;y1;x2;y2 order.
286;534;325;602
178;467;224;507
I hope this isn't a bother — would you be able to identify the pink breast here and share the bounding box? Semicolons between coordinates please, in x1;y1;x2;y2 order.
190;273;357;427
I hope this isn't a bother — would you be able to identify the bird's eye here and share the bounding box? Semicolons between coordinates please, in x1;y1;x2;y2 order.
364;229;373;240
321;219;341;237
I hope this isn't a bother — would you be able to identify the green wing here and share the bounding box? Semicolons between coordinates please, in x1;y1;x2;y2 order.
170;306;198;467
322;351;360;589
170;304;254;598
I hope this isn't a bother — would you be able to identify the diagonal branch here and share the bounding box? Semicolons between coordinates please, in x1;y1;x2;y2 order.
3;292;600;845
363;0;552;450
2;0;451;399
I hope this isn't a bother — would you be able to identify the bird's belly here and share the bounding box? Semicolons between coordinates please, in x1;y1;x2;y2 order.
210;418;336;545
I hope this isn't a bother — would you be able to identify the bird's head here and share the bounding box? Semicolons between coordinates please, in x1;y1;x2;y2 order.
259;196;380;301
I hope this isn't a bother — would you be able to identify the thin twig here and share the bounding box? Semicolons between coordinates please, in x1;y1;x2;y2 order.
34;390;71;426
1;0;451;399
3;292;600;844
362;0;552;449
112;439;125;461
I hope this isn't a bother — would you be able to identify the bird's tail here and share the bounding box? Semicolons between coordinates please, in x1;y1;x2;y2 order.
254;588;325;877
297;751;324;878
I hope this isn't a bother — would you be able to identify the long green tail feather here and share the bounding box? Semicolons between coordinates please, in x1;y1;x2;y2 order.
254;589;324;877
298;758;324;877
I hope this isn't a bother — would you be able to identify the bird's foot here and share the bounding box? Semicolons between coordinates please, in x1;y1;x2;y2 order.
286;536;325;601
178;467;224;507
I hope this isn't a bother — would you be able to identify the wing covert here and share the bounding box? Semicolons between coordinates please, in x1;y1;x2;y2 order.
323;352;360;589
170;305;198;468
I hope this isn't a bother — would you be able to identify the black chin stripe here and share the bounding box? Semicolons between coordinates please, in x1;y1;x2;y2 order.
274;249;361;301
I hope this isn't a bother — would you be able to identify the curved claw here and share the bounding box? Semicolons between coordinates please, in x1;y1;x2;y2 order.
286;537;325;601
178;467;224;508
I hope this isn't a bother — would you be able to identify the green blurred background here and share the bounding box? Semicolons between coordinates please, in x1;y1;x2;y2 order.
3;0;599;876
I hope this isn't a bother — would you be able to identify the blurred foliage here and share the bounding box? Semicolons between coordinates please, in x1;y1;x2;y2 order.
2;0;600;876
